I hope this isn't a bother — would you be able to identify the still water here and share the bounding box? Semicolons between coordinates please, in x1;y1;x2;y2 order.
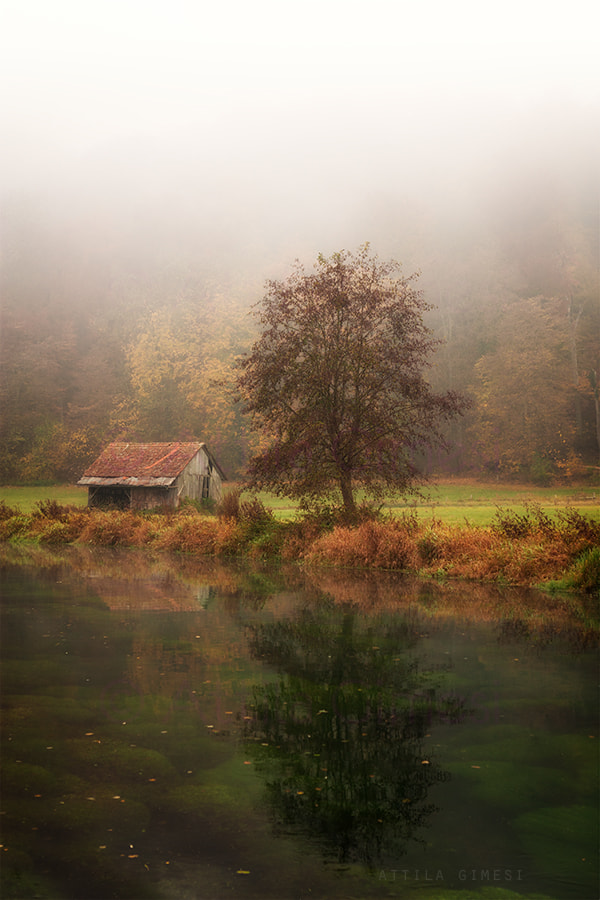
1;545;597;900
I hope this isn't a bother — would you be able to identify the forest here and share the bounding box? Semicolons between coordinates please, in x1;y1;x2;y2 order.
2;143;598;490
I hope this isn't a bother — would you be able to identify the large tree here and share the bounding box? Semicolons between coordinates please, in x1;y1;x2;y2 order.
236;245;466;516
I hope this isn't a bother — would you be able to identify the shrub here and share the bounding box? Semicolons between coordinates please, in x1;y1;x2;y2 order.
247;525;286;560
394;509;421;534
155;515;220;554
0;513;29;541
556;508;600;545
296;500;344;532
216;487;242;520
37;521;78;545
178;497;215;515
31;499;73;521
77;510;151;547
417;529;442;565
237;496;275;542
491;506;533;539
371;521;417;569
280;513;334;561
568;547;600;593
307;520;417;570
0;500;20;520
214;516;245;555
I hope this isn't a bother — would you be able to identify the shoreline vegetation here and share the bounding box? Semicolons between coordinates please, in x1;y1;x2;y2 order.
0;482;598;597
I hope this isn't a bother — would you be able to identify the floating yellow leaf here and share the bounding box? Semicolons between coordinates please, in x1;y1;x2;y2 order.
237;869;250;875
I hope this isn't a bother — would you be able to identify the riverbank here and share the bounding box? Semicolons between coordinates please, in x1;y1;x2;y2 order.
1;495;598;595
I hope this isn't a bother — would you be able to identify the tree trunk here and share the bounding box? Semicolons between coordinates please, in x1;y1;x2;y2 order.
568;296;583;434
339;471;357;519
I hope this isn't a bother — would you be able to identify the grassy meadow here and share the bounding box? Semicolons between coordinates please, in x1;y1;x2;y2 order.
244;481;600;526
0;484;89;513
0;478;598;523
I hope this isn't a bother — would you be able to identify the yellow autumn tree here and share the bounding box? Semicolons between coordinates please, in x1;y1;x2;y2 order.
116;297;255;477
470;297;577;481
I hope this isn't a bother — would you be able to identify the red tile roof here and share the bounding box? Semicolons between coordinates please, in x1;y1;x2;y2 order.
81;442;204;479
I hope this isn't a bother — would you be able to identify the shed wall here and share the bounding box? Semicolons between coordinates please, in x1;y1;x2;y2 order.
176;448;223;504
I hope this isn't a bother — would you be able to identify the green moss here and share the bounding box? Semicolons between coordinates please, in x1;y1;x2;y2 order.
165;781;239;815
65;738;177;782
448;760;571;814
514;805;598;892
2;761;59;795
46;793;150;834
0;861;63;900
1;659;80;691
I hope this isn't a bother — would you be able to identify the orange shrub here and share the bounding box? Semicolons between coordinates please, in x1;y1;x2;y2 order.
78;510;153;547
307;520;418;570
155;514;220;554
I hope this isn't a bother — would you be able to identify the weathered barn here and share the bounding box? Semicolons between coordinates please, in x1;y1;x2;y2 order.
78;442;226;510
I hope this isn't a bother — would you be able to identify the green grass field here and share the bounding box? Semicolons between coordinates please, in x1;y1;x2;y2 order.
0;484;89;513
2;480;597;525
247;481;599;525
385;481;600;526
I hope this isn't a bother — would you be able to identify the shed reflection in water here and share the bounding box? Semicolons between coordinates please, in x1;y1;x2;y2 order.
0;545;597;900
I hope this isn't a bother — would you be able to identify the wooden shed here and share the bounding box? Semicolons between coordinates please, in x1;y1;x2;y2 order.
78;442;226;510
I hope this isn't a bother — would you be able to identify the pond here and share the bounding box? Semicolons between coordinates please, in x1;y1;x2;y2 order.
0;544;597;900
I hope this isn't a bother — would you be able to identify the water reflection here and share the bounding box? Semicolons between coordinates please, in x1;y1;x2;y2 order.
0;544;597;900
244;603;468;865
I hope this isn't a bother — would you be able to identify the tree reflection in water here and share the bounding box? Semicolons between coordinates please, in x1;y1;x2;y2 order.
243;604;468;866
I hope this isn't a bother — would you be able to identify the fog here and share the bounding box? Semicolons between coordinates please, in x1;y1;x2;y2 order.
1;0;598;282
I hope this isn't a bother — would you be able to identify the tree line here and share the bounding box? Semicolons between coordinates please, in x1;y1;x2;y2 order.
1;176;598;488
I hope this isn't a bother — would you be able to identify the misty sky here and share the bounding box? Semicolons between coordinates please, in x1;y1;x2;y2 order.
1;0;598;268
